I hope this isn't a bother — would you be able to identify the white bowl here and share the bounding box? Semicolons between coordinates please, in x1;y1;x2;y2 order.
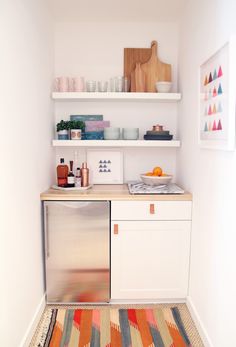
140;174;172;186
155;81;172;93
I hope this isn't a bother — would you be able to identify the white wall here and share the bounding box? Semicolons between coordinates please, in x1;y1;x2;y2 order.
178;1;236;346
0;1;53;346
53;22;179;181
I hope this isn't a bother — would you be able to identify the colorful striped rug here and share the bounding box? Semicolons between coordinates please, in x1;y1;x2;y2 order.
35;307;192;347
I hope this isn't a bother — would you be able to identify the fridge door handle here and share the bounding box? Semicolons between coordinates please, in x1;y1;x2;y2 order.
44;204;50;258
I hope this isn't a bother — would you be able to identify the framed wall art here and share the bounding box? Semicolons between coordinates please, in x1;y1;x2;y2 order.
199;37;236;150
86;149;123;184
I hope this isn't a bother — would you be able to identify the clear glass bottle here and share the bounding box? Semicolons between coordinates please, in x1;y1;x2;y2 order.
67;161;75;187
57;158;68;187
75;167;81;187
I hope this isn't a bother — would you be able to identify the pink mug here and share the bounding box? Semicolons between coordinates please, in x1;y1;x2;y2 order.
54;77;69;92
72;77;85;92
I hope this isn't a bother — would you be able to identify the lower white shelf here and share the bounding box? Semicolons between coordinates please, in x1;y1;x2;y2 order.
52;140;181;147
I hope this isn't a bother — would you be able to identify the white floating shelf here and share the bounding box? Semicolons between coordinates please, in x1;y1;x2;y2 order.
52;140;181;148
52;92;181;102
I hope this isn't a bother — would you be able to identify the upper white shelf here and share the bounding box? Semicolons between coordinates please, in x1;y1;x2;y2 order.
52;92;181;102
52;140;180;147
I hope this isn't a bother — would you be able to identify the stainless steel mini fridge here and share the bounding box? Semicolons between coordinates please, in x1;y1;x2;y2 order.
43;201;110;303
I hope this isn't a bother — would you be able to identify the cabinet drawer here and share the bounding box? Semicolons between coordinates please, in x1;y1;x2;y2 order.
111;200;192;221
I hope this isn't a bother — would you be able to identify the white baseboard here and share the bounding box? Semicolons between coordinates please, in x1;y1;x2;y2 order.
19;293;46;347
186;296;214;347
110;299;186;304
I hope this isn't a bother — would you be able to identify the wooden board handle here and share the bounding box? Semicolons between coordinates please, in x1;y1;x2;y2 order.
151;41;158;56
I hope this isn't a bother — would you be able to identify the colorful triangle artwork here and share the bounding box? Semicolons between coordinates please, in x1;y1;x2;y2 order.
217;119;222;130
213;87;217;97
218;101;223;113
213;69;217;80
208;105;212;115
212;120;217;131
204;122;208;132
218;83;223;94
204;76;208;86
208;121;212;131
218;66;223;78
208;72;213;83
213;104;217;114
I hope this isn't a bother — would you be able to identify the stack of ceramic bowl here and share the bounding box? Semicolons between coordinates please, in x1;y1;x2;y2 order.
104;127;120;140
122;128;139;140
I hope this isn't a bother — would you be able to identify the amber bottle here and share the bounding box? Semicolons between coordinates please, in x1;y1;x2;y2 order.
57;158;68;187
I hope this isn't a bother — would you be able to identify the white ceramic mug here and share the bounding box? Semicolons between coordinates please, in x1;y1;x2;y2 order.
68;78;74;92
73;77;85;92
54;77;69;92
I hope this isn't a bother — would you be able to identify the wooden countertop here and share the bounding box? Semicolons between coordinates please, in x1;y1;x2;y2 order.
40;185;192;201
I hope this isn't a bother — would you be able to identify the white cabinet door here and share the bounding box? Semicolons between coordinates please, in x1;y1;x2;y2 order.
111;220;191;300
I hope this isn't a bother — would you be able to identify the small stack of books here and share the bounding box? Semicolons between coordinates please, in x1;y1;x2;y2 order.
70;115;110;140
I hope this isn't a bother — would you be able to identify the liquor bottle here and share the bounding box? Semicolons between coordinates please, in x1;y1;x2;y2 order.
75;167;81;187
67;161;75;187
57;158;68;187
81;162;89;187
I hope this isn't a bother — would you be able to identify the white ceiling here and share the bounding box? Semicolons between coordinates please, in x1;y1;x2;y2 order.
49;0;187;22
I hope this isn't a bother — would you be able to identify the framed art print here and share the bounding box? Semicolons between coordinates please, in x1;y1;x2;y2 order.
199;37;236;150
87;149;124;184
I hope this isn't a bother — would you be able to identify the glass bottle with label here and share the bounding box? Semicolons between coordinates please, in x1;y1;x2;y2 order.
67;161;75;187
57;158;68;187
75;168;81;187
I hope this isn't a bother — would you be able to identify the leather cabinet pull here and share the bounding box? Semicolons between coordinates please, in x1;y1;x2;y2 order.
114;224;119;234
150;204;155;214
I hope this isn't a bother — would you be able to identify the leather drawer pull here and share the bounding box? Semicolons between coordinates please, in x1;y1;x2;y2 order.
150;204;155;214
114;224;119;234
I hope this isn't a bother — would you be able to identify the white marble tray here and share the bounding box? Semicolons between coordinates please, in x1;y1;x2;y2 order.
51;185;93;191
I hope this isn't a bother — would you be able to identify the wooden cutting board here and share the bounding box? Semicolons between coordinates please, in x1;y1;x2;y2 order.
124;47;151;82
130;63;146;92
141;41;171;92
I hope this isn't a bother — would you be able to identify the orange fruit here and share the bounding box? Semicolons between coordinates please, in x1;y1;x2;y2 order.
153;166;162;176
145;172;153;176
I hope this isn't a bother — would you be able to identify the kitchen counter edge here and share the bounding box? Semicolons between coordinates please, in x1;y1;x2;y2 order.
40;185;192;201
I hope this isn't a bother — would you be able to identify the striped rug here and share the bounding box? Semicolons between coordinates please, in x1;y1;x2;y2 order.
35;307;192;347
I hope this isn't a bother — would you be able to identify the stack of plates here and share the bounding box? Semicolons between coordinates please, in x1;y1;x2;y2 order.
144;130;173;141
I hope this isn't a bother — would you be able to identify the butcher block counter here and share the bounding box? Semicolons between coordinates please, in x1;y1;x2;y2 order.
40;184;192;201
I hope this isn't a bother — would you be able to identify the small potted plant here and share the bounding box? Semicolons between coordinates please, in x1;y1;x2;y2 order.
69;120;85;140
56;120;70;140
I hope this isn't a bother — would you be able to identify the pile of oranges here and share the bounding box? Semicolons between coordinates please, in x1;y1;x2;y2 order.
145;166;167;177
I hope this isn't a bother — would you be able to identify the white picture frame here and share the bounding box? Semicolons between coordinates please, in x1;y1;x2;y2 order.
86;149;124;184
199;37;236;150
